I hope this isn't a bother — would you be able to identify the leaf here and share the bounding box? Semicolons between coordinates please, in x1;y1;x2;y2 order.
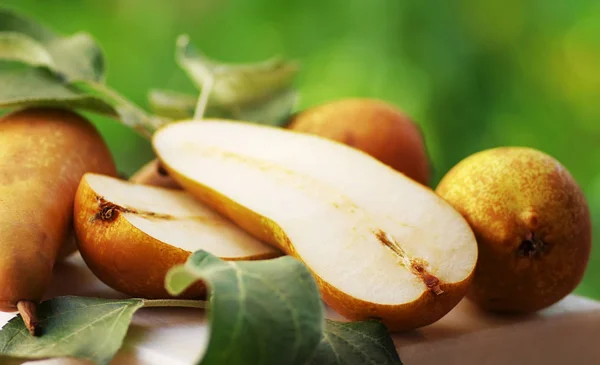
0;32;54;69
233;88;298;127
73;80;167;138
148;88;231;120
166;250;324;365
0;61;115;115
175;34;299;117
0;8;104;82
0;9;165;138
148;88;198;119
0;61;166;139
0;296;144;365
307;320;403;365
149;87;297;127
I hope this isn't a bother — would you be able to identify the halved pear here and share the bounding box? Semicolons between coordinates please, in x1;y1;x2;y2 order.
153;119;478;331
74;173;280;299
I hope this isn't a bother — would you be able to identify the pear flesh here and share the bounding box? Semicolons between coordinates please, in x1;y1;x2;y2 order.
153;120;478;331
74;173;279;298
153;120;477;330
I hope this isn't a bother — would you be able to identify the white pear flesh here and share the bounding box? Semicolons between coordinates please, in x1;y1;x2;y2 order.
74;173;279;299
153;119;478;330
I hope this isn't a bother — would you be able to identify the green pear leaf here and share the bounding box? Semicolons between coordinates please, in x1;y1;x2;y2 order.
0;297;144;365
176;34;298;106
72;80;167;138
148;88;199;119
0;32;54;69
149;87;297;127
148;88;230;120
166;250;324;365
0;61;115;114
0;61;166;139
174;34;299;121
0;8;104;82
233;87;297;127
0;9;164;138
308;320;403;365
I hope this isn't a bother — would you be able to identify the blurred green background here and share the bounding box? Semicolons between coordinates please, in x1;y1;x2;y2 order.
3;0;599;299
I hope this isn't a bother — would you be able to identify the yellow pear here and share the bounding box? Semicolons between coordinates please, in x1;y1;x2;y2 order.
436;147;592;313
152;119;478;331
0;108;116;335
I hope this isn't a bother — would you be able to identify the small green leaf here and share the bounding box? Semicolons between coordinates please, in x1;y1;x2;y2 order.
0;8;104;81
175;34;299;118
0;32;54;69
73;80;168;138
166;250;324;365
0;296;144;365
0;9;165;138
148;88;230;120
0;61;115;115
308;320;403;365
148;88;198;119
0;61;167;139
149;87;297;127
234;88;297;127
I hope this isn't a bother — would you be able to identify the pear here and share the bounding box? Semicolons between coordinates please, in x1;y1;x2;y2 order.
288;98;431;185
0;108;116;335
152;119;478;331
74;173;280;299
436;147;592;313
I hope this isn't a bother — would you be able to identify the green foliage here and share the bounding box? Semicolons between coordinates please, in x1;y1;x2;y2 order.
166;251;324;365
307;320;403;365
0;297;144;365
0;8;104;81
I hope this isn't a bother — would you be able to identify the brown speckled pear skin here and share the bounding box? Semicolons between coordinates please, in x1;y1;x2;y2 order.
166;166;473;332
288;98;431;186
0;108;116;312
436;147;592;313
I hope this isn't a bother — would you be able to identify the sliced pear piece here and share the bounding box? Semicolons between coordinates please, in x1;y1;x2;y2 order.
74;173;280;299
153;119;478;331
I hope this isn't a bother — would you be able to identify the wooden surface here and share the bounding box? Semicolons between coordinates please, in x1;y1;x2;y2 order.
1;254;599;365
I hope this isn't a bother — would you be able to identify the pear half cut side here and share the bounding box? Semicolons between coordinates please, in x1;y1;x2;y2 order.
153;119;478;331
74;173;281;299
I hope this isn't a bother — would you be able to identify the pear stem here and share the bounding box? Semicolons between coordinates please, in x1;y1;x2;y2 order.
17;301;40;336
193;76;214;120
142;299;206;309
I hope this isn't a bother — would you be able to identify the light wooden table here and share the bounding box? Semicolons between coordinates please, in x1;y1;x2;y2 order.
2;254;599;365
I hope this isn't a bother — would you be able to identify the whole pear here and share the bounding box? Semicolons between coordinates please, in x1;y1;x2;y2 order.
436;147;591;313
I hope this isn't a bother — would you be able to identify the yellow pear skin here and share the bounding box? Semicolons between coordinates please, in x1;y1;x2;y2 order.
436;147;592;313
